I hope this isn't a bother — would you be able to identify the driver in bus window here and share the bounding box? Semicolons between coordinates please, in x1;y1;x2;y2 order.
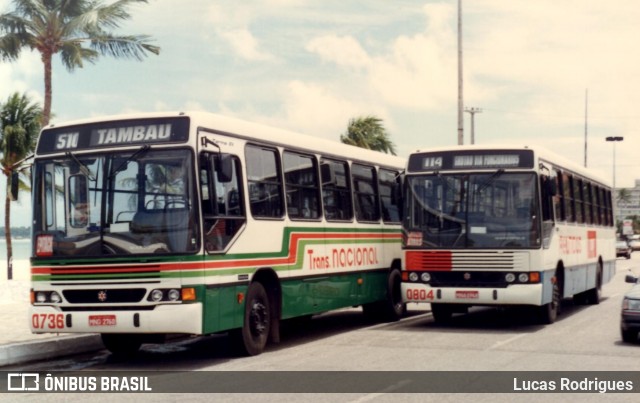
73;202;89;227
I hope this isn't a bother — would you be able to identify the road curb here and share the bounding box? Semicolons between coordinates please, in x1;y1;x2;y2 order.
0;335;103;367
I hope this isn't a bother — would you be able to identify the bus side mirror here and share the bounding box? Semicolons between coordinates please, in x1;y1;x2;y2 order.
9;171;19;201
216;154;233;183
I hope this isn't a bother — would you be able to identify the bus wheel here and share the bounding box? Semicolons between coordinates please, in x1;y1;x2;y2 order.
431;303;453;324
234;282;270;356
585;264;602;305
384;269;406;321
101;333;143;357
538;275;560;324
362;269;406;322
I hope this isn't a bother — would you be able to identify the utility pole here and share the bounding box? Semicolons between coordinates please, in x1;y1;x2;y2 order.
584;89;588;167
457;0;464;145
465;107;482;145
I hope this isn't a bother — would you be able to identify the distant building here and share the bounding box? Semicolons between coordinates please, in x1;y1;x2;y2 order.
615;179;640;223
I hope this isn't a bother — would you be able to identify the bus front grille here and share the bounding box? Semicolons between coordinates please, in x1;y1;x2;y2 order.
405;250;529;271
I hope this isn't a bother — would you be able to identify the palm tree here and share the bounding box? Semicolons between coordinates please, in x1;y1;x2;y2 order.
0;92;42;280
617;188;632;205
0;0;160;126
340;116;397;155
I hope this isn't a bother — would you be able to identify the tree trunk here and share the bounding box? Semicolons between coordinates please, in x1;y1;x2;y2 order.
5;185;12;280
42;53;53;127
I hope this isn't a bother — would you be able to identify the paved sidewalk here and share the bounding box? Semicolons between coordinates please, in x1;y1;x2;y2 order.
0;280;103;367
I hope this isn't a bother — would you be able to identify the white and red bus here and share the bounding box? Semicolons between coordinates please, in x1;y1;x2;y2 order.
28;111;406;356
401;145;616;324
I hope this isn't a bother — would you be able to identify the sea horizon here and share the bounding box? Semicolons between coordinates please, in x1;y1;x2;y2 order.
0;238;32;282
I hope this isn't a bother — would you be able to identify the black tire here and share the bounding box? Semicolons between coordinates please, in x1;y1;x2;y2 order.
621;328;638;344
538;273;560;324
362;269;406;322
585;264;602;305
383;269;406;321
431;303;453;324
101;333;143;357
234;282;270;356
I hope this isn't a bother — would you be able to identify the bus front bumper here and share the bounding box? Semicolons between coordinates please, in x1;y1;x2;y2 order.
29;303;203;335
401;282;543;306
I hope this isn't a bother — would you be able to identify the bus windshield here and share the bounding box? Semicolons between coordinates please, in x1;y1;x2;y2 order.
403;172;540;249
33;148;198;258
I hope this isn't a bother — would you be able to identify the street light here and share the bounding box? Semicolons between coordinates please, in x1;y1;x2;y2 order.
465;107;482;144
605;136;623;190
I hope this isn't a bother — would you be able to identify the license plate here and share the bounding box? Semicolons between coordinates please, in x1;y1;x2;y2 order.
455;291;479;299
89;315;117;327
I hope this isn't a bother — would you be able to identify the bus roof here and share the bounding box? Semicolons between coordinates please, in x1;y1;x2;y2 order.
40;111;405;170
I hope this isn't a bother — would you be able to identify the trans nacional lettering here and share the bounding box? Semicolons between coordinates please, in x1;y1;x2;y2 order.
94;124;172;145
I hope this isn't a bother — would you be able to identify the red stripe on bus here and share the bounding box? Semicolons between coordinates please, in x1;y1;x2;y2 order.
405;251;453;271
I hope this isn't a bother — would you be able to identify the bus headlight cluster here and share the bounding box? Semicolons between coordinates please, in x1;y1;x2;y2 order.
406;272;432;283
504;272;540;284
147;288;182;302
33;291;62;304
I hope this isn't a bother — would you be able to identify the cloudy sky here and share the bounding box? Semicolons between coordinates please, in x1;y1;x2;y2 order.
2;0;640;227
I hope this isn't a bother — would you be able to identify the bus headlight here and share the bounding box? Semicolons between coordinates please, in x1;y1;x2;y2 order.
167;289;181;301
505;273;516;283
33;291;63;304
148;288;183;302
150;289;164;302
518;273;529;283
420;272;431;282
409;272;419;282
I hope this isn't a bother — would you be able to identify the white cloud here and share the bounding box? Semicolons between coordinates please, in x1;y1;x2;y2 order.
303;4;457;111
219;29;275;61
306;35;371;69
0;51;43;103
272;80;362;140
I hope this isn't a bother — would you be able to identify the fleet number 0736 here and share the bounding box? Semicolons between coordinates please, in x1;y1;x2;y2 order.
32;313;65;329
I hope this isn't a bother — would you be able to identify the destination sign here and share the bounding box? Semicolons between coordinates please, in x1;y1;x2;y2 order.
408;149;534;172
37;117;190;154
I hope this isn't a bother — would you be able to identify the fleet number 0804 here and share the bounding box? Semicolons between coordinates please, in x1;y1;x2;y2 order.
406;289;434;301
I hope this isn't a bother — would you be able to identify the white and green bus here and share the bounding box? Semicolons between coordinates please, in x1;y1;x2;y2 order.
401;145;616;324
28;111;406;356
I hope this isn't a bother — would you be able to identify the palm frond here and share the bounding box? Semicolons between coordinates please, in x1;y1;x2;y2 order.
89;32;159;60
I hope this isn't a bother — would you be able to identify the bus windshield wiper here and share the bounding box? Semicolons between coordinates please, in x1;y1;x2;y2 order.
109;145;151;180
475;168;505;194
66;151;96;181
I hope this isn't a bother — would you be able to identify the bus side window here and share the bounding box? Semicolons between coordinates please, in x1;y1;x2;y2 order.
540;175;554;222
379;168;401;223
352;163;380;222
246;145;284;219
283;151;320;220
321;159;353;221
